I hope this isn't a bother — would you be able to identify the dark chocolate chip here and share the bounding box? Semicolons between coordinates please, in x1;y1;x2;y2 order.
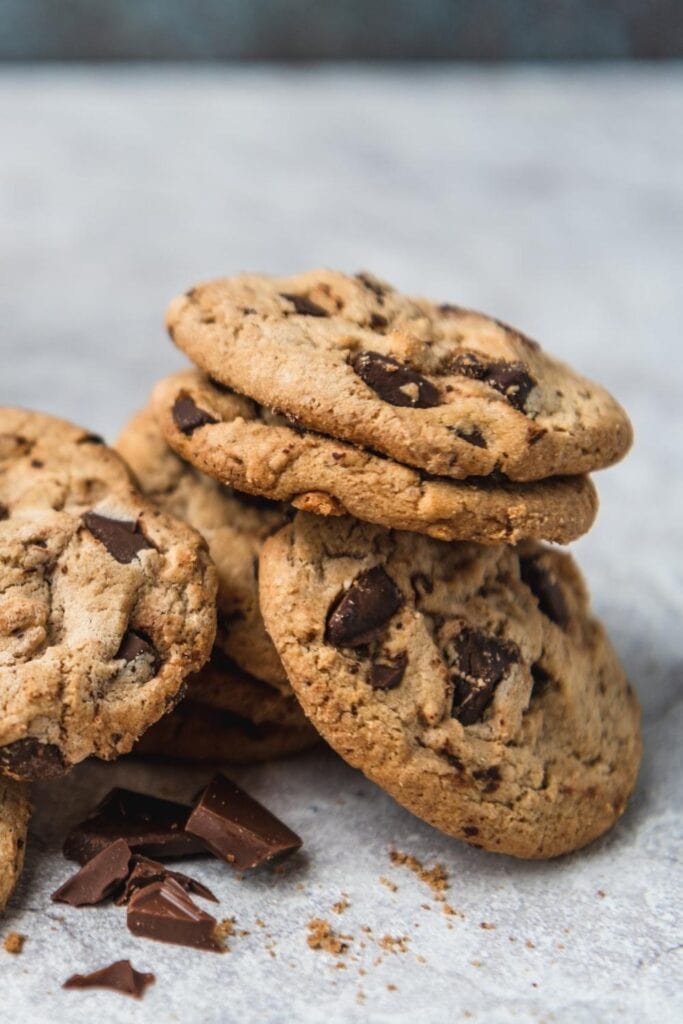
351;351;440;409
0;737;66;781
0;503;8;520
116;855;217;906
355;272;387;301
116;630;158;668
186;774;302;870
369;652;407;690
369;313;388;330
463;825;479;836
76;433;105;445
325;565;404;647
63;788;206;864
280;292;328;317
52;838;132;906
530;663;555;699
438;303;464;316
63;960;155;999
410;572;434;598
82;512;153;564
451;352;535;412
127;878;222;952
472;765;502;793
448;627;519;725
451;426;487;449
30;458;44;468
519;556;569;629
172;394;218;435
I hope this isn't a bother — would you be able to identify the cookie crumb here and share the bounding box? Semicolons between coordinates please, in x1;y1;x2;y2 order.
379;934;410;954
3;932;25;955
597;889;606;898
379;876;397;892
255;918;266;929
387;983;398;991
307;918;350;955
332;894;350;914
526;939;536;949
389;850;449;896
480;921;496;930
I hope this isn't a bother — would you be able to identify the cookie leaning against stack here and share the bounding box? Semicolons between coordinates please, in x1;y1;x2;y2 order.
154;268;640;859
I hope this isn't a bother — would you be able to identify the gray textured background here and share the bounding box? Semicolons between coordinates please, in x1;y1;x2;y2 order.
0;65;682;1022
0;0;681;60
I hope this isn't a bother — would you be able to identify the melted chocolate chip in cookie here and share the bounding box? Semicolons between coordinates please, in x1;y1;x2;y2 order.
326;566;404;647
351;352;440;409
280;293;328;317
82;512;153;564
172;394;218;435
451;352;535;413
369;652;408;690
520;556;569;629
447;627;519;725
117;630;159;668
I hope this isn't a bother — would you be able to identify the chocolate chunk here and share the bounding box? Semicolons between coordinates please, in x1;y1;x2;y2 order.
369;652;407;690
186;774;302;870
451;426;487;448
172;394;218;435
0;502;8;520
369;313;388;330
472;765;502;792
52;838;131;906
64;960;155;999
463;825;479;837
76;432;105;445
82;512;153;564
0;737;66;780
351;351;440;408
127;877;222;952
448;627;519;725
116;855;217;906
116;629;158;667
280;292;328;317
326;565;404;647
355;272;387;301
519;556;569;628
451;352;535;412
63;788;205;864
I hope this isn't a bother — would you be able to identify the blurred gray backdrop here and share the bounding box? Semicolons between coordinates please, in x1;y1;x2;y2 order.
0;0;680;60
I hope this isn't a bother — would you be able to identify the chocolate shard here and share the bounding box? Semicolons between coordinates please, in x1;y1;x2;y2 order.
186;774;302;870
280;292;328;317
451;352;535;412
448;627;519;725
63;788;206;864
52;838;132;906
64;960;155;999
127;877;222;952
325;565;404;648
116;855;217;906
369;652;408;690
116;629;158;664
82;511;153;564
351;351;440;408
519;555;569;629
172;394;218;435
0;737;66;781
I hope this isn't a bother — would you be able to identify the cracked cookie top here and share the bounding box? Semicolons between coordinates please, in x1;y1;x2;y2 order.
117;404;288;688
0;408;217;780
166;269;632;483
259;513;641;859
151;369;598;546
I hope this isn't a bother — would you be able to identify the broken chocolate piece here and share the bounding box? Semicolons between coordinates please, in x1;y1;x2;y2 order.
369;652;408;690
0;737;66;780
64;960;155;999
186;774;302;870
63;788;205;864
116;855;217;905
448;627;519;725
280;292;328;317
82;512;153;564
52;838;131;906
127;877;222;951
451;352;535;412
172;394;218;435
116;629;158;666
326;565;403;647
519;555;569;629
351;351;440;408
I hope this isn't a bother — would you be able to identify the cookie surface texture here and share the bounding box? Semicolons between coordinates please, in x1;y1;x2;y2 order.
259;513;641;859
0;778;30;911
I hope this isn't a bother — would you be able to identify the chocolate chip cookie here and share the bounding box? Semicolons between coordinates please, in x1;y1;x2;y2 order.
0;778;30;911
135;650;318;764
151;370;598;546
259;513;641;859
166;270;632;482
117;405;288;687
0;408;217;781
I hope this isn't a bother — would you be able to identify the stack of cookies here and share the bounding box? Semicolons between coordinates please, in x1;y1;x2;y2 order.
126;269;640;859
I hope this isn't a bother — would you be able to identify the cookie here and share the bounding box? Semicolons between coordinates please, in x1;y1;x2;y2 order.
117;405;288;687
152;370;598;546
259;513;641;859
0;778;30;912
0;408;217;781
135;653;318;764
166;270;632;483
